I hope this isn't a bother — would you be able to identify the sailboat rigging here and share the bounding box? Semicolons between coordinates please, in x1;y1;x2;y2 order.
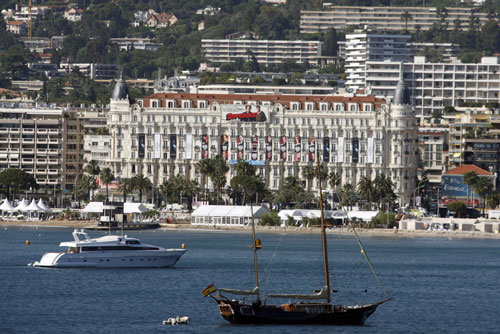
205;152;390;325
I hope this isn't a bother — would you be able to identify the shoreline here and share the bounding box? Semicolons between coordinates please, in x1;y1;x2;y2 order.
2;219;500;239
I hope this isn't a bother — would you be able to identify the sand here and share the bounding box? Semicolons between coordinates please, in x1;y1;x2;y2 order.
2;219;500;239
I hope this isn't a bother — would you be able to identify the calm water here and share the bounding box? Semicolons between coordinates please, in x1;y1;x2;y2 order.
0;227;498;334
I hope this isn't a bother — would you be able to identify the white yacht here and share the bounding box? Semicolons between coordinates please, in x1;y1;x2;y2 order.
29;229;187;268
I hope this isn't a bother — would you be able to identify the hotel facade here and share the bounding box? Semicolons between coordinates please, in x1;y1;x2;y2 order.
106;78;418;206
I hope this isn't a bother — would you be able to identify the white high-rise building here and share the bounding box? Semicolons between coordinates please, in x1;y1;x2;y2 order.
345;31;412;91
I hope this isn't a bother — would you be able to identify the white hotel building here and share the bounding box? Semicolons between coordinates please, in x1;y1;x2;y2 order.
365;56;500;118
105;78;418;206
201;39;322;65
300;6;489;33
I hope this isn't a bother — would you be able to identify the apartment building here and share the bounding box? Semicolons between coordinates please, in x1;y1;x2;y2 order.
0;103;75;195
110;38;163;52
301;6;489;33
345;32;412;90
418;127;448;184
365;56;500;118
104;78;418;206
201;39;322;65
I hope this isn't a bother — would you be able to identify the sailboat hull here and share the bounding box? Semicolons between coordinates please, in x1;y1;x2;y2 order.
215;298;387;325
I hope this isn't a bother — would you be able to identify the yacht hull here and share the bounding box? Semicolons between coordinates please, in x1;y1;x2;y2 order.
215;298;387;325
30;249;186;268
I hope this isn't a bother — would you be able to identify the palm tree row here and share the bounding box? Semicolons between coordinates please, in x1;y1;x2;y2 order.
74;159;398;212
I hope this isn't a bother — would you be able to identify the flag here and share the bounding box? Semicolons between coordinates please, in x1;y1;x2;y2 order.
202;283;216;297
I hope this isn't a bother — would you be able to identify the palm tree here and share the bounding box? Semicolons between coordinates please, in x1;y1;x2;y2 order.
340;183;356;211
196;158;214;203
374;174;396;210
301;164;316;191
463;171;479;207
472;177;493;216
117;178;133;203
84;160;100;199
209;155;229;204
99;168;114;204
357;176;374;210
132;174;152;203
328;170;342;204
400;11;413;31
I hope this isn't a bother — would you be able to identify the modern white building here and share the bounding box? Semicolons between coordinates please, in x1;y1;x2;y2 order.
201;39;322;65
365;56;500;118
301;6;489;33
104;78;418;206
345;31;412;90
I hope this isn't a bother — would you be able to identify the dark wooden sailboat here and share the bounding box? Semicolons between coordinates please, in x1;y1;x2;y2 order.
208;154;390;325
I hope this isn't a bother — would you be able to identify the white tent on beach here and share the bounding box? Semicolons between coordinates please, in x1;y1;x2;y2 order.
124;202;148;214
37;199;50;212
191;205;269;226
82;202;104;213
0;198;15;213
14;199;29;212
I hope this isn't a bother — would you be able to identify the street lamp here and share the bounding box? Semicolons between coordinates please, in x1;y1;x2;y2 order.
413;178;428;209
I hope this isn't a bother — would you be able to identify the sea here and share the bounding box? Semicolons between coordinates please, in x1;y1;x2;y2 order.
0;227;498;334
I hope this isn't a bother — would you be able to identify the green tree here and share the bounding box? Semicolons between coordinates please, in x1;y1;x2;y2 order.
85;160;100;199
447;201;467;218
480;20;500;55
323;28;338;56
132;174;152;203
0;169;37;200
487;191;500;209
261;212;280;226
276;176;305;208
99;168;114;204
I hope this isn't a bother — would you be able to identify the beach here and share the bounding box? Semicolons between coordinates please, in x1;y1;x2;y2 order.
2;218;500;239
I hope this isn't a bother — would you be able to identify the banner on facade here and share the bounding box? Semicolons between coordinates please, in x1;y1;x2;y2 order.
138;134;145;158
280;136;287;161
308;137;316;162
251;135;258;160
221;104;270;123
337;137;344;163
170;134;177;159
237;135;244;159
266;135;272;161
294;136;301;162
186;133;192;160
323;137;330;162
154;133;161;159
352;138;359;163
201;134;208;159
220;134;229;159
367;137;374;163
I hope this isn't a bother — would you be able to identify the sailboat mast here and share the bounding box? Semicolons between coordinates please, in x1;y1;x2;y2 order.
316;153;331;304
250;201;261;301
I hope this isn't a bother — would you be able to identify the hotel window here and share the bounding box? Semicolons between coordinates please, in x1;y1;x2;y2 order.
306;103;314;111
147;165;151;173
199;101;206;108
131;152;135;159
131;164;136;173
321;103;328;111
364;104;371;111
133;115;137;122
167;101;174;108
335;104;343;111
163;128;167;136
152;101;158;108
291;102;299;110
